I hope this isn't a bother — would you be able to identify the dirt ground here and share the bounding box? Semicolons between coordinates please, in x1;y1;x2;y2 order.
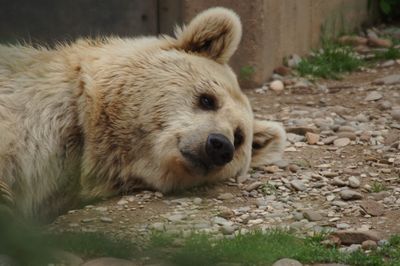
49;63;400;247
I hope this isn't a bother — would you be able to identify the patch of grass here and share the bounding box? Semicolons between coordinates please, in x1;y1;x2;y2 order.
165;230;400;266
261;181;277;195
374;47;400;60
296;41;363;79
370;181;387;193
239;65;255;81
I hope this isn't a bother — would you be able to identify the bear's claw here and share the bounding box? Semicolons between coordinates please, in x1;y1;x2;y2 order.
0;180;14;208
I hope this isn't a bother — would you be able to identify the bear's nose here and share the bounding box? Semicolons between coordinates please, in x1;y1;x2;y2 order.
205;133;234;166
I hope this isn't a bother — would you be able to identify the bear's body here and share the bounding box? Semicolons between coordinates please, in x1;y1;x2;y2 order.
0;8;286;222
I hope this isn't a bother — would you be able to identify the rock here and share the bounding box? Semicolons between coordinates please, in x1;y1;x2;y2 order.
336;223;351;230
274;66;291;76
338;35;368;46
264;165;279;173
100;217;113;223
218;206;235;219
150;222;165;231
54;250;84;266
334;138;351;147
167;214;186;222
331;177;348;187
272;258;303;266
220;224;237;235
340;190;362;200
362;240;378;250
368;37;392;48
291;180;307;191
380;60;396;68
82;257;137;266
286;133;305;143
378;100;392;110
373;74;400;85
193;197;203;204
364;91;383;101
336;132;357;140
117;199;128;205
270;80;285;92
338;125;356;132
287;54;302;68
244;181;263;191
286;126;318;136
303;210;323;221
360;200;385;216
0;255;16;266
331;230;382;245
391;110;400;121
212;216;231;226
305;132;319;145
348;176;360;188
322;136;338;145
218;193;234;200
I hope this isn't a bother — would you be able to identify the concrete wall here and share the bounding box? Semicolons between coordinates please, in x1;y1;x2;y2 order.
181;0;375;88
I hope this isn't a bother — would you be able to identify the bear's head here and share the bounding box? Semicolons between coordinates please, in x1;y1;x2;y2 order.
78;8;286;197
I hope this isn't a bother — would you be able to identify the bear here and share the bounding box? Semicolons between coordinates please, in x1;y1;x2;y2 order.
0;7;286;222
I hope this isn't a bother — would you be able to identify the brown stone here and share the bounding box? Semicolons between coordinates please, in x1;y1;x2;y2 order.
274;66;291;76
306;132;320;145
360;200;385;216
368;37;392;48
331;230;382;245
362;240;378;250
338;35;368;46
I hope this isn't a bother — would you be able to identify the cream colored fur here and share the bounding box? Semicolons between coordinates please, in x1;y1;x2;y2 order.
0;7;286;222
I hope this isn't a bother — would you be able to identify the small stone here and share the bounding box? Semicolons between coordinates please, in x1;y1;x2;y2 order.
218;206;235;219
291;180;307;191
220;224;237;235
303;210;323;221
332;230;381;245
360;200;385;216
334;138;351;147
272;258;302;266
391;110;400;121
218;193;234;200
264;165;279;173
322;136;338;145
270;80;285;92
244;181;263;191
167;214;186;222
348;176;361;188
336;132;357;140
150;222;165;231
305;132;320;145
286;126;318;136
336;223;351;230
292;211;304;221
193;197;203;205
287;133;305;143
378;100;392;110
117;199;128;205
365;91;383;101
288;164;299;173
373;74;400;85
340;190;363;201
368;37;392;48
338;35;368;46
274;66;291;76
100;217;113;223
380;60;396;67
82;257;136;266
331;177;348;187
362;240;378;250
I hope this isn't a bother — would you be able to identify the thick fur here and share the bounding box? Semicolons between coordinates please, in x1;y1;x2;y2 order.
0;8;286;222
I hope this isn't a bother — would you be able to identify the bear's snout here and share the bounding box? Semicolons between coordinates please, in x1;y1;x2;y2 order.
205;133;234;166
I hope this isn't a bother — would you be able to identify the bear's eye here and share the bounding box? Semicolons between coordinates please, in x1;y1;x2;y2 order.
199;94;217;110
234;128;244;149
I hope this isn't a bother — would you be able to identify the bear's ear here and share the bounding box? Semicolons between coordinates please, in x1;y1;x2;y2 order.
251;120;286;167
174;7;242;64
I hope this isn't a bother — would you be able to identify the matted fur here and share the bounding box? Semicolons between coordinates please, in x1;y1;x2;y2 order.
0;7;286;221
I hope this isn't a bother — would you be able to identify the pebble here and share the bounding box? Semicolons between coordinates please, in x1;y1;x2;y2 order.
287;54;302;68
100;217;113;223
391;109;400;121
332;230;381;245
82;257;137;266
150;222;165;231
340;190;363;201
244;181;263;191
272;258;303;266
348;176;360;188
336;132;357;140
270;80;285;92
303;210;322;221
334;138;351;147
322;136;338;145
373;74;400;85
360;200;385;216
167;214;187;222
362;240;378;250
193;197;203;205
364;91;383;101
218;193;234;200
305;132;320;145
291;180;307;191
220;224;237;235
